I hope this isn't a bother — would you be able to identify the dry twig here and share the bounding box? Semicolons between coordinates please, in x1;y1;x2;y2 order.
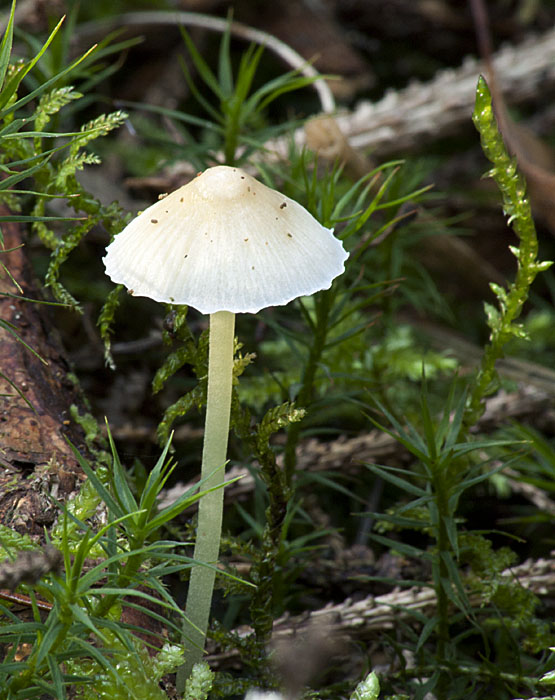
207;554;555;666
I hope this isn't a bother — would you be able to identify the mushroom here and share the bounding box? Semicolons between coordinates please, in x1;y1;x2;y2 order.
103;165;348;677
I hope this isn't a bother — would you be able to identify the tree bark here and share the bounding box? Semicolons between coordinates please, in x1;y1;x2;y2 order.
0;213;88;538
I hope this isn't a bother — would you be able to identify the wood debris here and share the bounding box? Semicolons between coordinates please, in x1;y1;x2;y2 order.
158;384;553;511
0;214;89;536
0;545;62;590
128;23;555;195
271;25;555;159
207;554;555;667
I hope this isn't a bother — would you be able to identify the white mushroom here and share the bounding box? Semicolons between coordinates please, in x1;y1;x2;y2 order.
104;165;347;313
103;165;348;678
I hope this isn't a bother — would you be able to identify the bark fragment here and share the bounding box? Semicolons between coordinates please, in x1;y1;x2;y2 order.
0;214;88;536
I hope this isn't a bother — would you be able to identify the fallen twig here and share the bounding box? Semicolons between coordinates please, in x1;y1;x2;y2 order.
207;554;555;666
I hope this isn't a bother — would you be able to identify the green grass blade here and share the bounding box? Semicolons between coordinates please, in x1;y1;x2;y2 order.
217;19;233;97
0;42;97;120
0;15;66;112
0;0;15;89
67;441;125;520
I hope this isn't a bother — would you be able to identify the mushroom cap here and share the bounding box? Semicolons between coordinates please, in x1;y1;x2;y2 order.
103;165;348;314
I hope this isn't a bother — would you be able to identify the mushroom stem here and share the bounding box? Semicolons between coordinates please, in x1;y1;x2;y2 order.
178;309;236;687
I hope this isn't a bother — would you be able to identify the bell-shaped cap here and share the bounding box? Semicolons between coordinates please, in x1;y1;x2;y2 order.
103;165;348;314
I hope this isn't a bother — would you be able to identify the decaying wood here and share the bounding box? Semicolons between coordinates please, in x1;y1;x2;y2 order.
0;214;88;537
207;554;555;666
285;25;555;160
0;545;62;589
272;552;555;640
124;22;555;197
158;383;554;512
